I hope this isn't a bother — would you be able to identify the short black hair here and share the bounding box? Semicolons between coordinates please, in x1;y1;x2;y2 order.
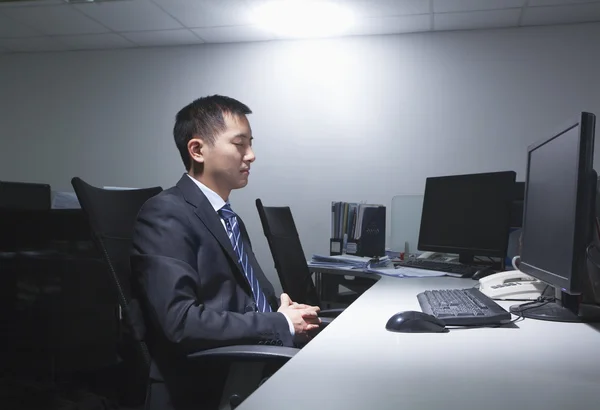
173;95;252;170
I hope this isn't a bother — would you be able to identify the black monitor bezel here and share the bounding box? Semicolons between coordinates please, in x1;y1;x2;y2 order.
519;112;596;294
417;170;517;260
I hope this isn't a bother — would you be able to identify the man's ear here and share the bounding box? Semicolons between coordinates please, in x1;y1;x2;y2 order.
188;137;204;165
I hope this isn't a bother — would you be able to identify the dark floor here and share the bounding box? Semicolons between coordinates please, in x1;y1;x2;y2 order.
1;365;145;410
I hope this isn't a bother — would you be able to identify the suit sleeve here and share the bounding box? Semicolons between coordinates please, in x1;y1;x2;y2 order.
130;195;293;354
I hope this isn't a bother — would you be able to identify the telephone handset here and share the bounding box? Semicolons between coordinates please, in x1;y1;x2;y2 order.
479;270;547;301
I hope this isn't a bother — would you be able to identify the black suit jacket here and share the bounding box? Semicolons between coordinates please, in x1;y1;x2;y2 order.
131;174;292;409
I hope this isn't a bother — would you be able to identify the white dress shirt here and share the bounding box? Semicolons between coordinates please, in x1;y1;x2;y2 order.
186;174;295;336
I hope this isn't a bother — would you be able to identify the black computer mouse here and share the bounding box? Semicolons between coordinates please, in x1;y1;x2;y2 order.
471;266;495;280
385;311;448;333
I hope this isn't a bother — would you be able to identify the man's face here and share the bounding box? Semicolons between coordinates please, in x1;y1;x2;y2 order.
201;113;255;194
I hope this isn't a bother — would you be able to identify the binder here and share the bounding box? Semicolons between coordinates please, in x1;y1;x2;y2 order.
329;201;343;255
330;202;386;257
346;205;386;257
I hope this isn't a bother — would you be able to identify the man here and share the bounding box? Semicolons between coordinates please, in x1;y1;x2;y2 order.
131;95;321;409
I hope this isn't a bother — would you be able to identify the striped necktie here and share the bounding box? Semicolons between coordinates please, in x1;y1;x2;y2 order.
218;204;272;313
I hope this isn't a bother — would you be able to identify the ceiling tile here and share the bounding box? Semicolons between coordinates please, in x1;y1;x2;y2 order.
192;25;275;43
121;29;204;47
2;4;109;36
56;33;135;50
434;0;526;13
75;0;182;32
0;36;69;52
339;0;430;18
349;14;431;35
153;0;253;28
528;0;600;6
0;12;42;38
435;8;521;31
523;2;600;25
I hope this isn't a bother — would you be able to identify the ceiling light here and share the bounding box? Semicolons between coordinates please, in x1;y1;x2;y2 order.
252;0;355;39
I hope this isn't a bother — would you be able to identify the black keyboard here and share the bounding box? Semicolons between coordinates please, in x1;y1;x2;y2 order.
417;288;511;326
395;259;479;277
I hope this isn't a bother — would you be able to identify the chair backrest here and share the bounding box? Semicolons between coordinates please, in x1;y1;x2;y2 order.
0;180;51;210
71;177;162;372
255;199;320;306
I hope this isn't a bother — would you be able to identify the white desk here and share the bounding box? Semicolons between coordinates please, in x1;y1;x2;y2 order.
238;276;600;410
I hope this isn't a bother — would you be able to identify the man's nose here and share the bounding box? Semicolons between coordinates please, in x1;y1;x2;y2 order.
246;147;256;162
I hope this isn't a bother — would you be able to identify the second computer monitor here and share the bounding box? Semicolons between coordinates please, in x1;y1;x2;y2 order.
418;171;517;264
519;112;596;296
509;112;600;322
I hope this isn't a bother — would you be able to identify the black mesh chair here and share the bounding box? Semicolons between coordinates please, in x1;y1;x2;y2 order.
71;177;161;406
72;177;297;410
256;199;375;321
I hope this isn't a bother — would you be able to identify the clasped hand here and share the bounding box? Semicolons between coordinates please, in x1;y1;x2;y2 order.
278;293;321;338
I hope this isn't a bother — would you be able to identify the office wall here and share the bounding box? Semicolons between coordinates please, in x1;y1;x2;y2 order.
1;23;599;294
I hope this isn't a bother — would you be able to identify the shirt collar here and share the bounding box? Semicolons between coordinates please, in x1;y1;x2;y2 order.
186;174;227;213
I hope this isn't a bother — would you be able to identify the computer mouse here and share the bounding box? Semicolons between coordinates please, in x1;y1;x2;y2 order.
472;266;495;280
385;311;448;333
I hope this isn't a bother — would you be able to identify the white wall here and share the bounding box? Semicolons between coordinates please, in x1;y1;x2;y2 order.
1;23;599;294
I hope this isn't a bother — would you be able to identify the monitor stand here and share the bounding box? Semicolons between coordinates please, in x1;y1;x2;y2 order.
509;292;600;323
509;253;600;322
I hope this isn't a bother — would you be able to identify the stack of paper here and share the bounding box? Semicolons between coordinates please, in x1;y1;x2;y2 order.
309;254;450;279
51;191;80;209
365;266;448;278
309;254;390;270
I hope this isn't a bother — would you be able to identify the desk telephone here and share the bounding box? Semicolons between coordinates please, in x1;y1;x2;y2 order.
478;270;546;301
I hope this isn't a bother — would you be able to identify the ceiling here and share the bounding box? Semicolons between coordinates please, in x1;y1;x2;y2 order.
1;0;600;54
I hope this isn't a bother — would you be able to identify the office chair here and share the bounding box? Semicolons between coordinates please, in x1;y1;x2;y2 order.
72;177;297;410
0;180;51;210
256;199;375;321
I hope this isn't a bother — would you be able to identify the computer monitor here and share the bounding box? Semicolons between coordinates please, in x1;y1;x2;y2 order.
418;171;517;264
509;182;525;228
0;181;51;210
509;112;600;322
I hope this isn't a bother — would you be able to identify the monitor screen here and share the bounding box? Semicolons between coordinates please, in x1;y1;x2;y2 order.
519;113;596;294
418;171;517;262
509;182;525;228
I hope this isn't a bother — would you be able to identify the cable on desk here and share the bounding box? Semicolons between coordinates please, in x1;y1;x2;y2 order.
445;290;553;330
504;297;552;325
586;243;600;270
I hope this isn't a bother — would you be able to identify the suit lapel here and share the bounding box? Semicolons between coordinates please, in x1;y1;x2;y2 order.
176;175;251;295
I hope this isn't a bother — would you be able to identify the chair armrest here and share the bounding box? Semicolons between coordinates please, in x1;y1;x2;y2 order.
188;345;299;409
188;345;299;362
319;308;345;318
